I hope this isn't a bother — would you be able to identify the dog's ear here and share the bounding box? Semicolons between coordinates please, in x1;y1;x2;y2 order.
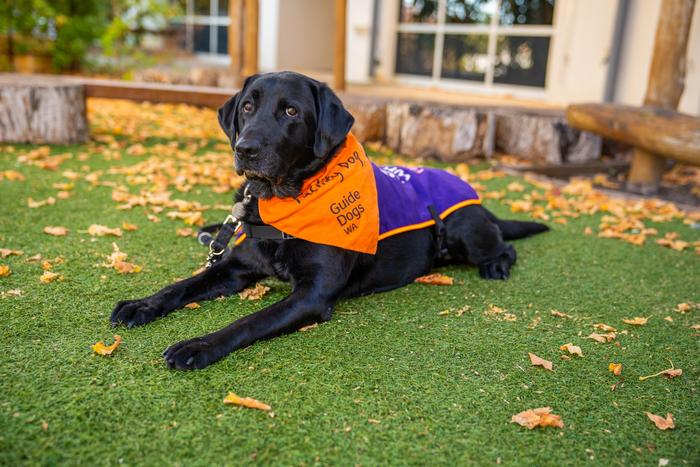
312;83;355;159
217;74;260;141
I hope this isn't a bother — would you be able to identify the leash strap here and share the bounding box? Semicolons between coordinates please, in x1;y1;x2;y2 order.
243;223;295;240
427;204;449;259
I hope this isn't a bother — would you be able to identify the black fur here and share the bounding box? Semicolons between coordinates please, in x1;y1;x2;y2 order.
111;71;549;370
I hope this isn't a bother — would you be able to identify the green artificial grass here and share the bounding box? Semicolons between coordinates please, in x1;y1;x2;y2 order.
1;130;699;466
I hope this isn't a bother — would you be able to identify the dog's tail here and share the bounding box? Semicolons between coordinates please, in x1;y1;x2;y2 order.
485;209;549;240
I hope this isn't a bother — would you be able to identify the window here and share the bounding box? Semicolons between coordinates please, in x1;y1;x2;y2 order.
395;0;555;88
173;0;230;56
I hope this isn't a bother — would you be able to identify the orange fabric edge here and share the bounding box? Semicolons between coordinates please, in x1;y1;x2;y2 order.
377;199;481;241
235;199;481;246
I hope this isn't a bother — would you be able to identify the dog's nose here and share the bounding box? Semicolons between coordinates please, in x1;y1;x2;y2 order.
235;139;260;160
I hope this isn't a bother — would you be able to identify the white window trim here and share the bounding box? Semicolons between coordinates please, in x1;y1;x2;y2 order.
394;0;555;94
174;0;231;56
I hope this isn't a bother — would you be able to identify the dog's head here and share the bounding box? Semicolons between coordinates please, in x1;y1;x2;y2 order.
218;71;355;199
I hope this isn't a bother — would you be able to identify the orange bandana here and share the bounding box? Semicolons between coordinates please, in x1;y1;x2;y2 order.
258;133;380;254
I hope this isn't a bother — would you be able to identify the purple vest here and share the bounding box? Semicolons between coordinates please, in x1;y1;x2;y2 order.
373;164;480;240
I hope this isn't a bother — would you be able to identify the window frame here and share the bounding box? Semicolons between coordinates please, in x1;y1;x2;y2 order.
394;0;556;92
172;0;230;59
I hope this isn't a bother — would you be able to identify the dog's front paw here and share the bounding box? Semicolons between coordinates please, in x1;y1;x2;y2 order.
111;299;164;328
163;337;223;370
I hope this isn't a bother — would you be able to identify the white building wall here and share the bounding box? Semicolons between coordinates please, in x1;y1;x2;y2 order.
258;0;280;72
346;0;374;83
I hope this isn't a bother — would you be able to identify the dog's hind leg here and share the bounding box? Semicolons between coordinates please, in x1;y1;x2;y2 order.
444;204;517;280
110;243;266;328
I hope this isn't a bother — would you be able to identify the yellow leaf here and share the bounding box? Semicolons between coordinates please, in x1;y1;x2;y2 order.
588;332;616;343
528;352;553;371
511;407;564;429
92;335;123;355
0;265;11;277
560;343;583;357
176;228;194;237
87;224;123;237
43;226;69;236
121;222;139;231
223;392;271;411
184;302;200;309
238;283;270;300
414;273;454;286
593;323;617;332
622;316;648;326
39;271;63;283
608;363;622;376
27;197;56;208
550;310;571;318
645;412;674;430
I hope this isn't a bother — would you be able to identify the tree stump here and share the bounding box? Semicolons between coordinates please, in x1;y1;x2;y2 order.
0;76;88;144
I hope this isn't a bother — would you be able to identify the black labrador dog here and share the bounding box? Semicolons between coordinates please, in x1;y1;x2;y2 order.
111;71;548;369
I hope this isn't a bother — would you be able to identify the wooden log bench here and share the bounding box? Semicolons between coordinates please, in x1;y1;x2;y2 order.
566;103;700;193
0;75;88;144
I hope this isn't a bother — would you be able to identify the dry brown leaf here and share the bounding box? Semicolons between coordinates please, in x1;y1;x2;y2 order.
588;332;616;343
39;271;63;283
639;363;683;381
0;265;11;277
623;316;648;326
560;343;583;357
608;363;622;376
102;243;142;274
645;412;675;430
184;302;200;309
238;283;270;300
176;227;194;237
414;273;454;286
551;310;571;318
87;224;123;237
511;407;564;429
223;392;271;411
0;249;23;258
27;197;56;208
121;222;139;231
26;254;42;262
0;289;23;298
43;226;69;236
528;352;553;371
593;323;617;332
92;335;123;355
299;323;318;332
691;324;700;330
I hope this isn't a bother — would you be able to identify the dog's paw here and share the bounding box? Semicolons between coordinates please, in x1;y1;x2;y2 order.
478;259;511;280
110;299;163;328
163;337;222;370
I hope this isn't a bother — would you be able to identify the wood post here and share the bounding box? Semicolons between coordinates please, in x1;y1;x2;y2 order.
627;0;696;194
228;0;244;86
243;0;259;78
334;0;347;91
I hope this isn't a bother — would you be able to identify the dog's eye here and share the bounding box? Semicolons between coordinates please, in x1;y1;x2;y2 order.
242;102;253;113
285;106;298;117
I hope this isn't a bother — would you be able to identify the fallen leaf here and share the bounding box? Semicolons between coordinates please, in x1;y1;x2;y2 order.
691;324;700;330
0;289;23;298
645;412;675;430
176;227;194;237
609;363;622;376
368;418;381;424
39;271;63;283
43;226;69;236
551;310;571;318
0;265;11;277
223;392;271;411
511;407;564;429
663;316;673;322
0;249;23;258
593;323;617;332
414;273;454;286
102;243;142;274
639;362;683;381
528;352;553;371
299;323;318;332
91;335;122;355
588;332;616;343
184;302;200;309
507;181;525;192
560;343;583;357
87;224;123;237
121;222;138;231
238;283;270;300
26;254;42;262
27;197;56;208
623;316;648;326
